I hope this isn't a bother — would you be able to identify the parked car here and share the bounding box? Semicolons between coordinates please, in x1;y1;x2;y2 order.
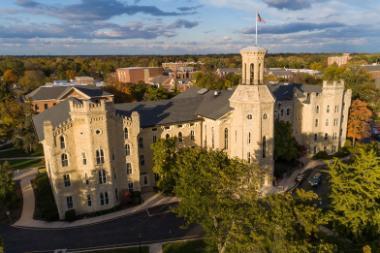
308;172;322;187
295;172;305;183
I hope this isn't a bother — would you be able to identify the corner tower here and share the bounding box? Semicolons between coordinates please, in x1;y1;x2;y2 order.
241;47;266;85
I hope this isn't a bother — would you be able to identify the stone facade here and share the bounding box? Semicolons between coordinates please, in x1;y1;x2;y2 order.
35;46;352;219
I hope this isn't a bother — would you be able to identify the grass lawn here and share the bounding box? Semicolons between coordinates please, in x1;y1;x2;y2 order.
7;158;44;171
0;146;43;159
163;240;208;253
87;246;149;253
32;172;59;221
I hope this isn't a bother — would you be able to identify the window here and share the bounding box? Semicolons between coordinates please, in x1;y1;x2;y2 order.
61;153;68;167
263;113;268;119
334;105;339;113
98;169;106;184
82;153;87;165
190;130;195;141
96;149;105;164
247;114;253;120
247;152;251;164
224;128;228;149
138;137;144;148
286;108;290;116
333;119;338;126
315;119;319;127
211;127;214;148
280;109;284;117
248;132;251;144
95;129;102;135
87;195;92;207
63;174;71;187
44;103;48;110
100;193;104;206
178;132;183;143
326;105;330;113
143;175;148;185
104;192;109;205
332;145;337;152
152;135;157;143
314;134;318;141
316;105;320;113
324;133;328;140
128;182;134;192
262;136;266;158
85;173;89;185
66;196;73;209
115;188;119;201
333;132;337;140
140;155;145;166
124;128;129;139
125;144;130;156
60;136;65;149
325;119;329;126
126;163;132;174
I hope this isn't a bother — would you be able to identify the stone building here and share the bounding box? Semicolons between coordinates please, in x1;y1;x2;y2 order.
33;46;351;219
25;85;113;113
116;67;163;84
327;53;351;66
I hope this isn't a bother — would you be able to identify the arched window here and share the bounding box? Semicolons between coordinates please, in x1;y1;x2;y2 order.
263;113;268;120
326;105;330;113
98;169;106;184
60;136;65;149
314;134;318;141
124;128;129;139
61;153;68;167
315;119;319;127
262;136;266;158
280;109;284;117
125;144;130;156
178;132;183;143
286;108;290;116
224;128;228;149
316;105;320;113
190;130;195;141
96;149;105;164
247;152;251;164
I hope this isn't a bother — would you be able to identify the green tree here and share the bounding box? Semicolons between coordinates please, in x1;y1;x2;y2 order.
151;138;177;193
0;235;3;253
0;162;15;209
274;121;301;161
19;70;46;92
174;147;262;253
328;145;380;240
144;86;172;101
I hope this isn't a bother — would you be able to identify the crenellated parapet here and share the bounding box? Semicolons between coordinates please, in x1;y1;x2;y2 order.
52;119;73;137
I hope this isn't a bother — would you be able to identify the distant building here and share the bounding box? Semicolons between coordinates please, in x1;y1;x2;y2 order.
25;85;113;113
360;64;380;89
328;53;351;66
267;68;321;80
116;67;163;84
74;76;95;85
216;68;241;78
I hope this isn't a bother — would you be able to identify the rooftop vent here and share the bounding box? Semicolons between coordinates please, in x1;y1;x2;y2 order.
197;88;208;95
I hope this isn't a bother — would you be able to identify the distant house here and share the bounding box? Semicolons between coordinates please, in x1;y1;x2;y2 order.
328;53;351;66
361;64;380;89
25;85;114;113
116;67;163;84
216;68;241;78
74;76;95;85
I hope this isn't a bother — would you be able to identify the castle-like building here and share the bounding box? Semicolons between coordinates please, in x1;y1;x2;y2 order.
33;47;352;219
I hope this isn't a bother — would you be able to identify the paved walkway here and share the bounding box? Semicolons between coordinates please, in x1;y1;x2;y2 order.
12;167;178;229
150;243;163;253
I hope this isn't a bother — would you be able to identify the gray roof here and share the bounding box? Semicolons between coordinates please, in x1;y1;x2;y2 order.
32;99;75;141
268;83;322;101
26;85;112;101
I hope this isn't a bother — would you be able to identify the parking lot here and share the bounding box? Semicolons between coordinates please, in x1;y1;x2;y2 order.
297;166;331;209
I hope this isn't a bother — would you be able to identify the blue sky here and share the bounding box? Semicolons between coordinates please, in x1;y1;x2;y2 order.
0;0;379;55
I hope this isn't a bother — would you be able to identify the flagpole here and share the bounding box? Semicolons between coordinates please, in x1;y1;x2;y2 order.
255;10;258;46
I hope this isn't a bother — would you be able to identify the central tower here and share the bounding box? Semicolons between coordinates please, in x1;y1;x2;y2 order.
241;47;266;85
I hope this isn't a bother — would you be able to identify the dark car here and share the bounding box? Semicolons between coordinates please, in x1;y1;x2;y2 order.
308;172;322;187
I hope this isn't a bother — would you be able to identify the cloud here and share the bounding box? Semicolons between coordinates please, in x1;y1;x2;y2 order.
167;19;199;29
243;22;345;34
15;0;192;21
177;5;203;12
263;0;325;10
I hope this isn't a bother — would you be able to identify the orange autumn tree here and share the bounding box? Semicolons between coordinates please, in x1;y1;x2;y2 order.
347;99;373;146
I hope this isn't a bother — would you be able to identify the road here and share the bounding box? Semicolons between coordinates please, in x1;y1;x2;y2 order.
0;205;203;253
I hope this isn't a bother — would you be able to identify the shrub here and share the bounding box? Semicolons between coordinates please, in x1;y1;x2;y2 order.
32;172;59;221
131;191;142;205
64;209;76;222
313;151;330;160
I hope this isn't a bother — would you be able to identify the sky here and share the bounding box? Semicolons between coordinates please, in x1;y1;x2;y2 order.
0;0;379;55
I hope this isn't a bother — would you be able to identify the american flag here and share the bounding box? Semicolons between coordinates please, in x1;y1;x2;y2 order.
257;13;265;23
